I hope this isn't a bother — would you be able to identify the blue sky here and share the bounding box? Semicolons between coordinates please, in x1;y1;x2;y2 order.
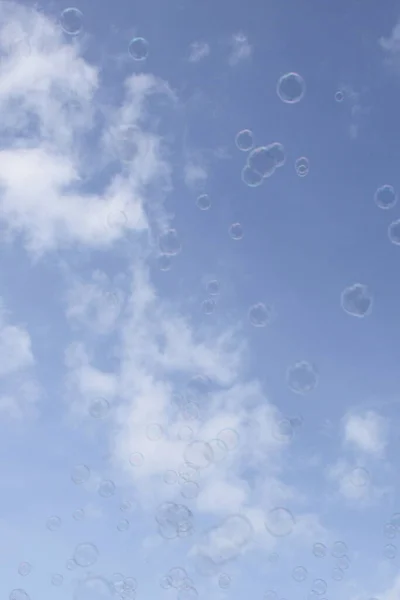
2;0;400;599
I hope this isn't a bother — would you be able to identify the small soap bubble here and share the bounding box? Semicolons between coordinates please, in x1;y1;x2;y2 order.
71;464;90;485
73;508;85;521
229;222;244;240
218;573;231;589
277;72;306;104
74;542;99;567
295;156;309;177
60;7;83;36
89;397;110;419
235;129;254;151
292;566;307;582
98;479;116;498
129;452;144;467
117;519;130;532
196;194;211;211
46;515;62;532
128;36;149;61
202;298;216;315
51;574;63;586
18;563;31;577
384;544;397;559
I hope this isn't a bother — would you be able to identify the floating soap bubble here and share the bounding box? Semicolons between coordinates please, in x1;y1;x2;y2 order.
184;440;214;469
241;165;263;187
181;481;200;499
73;542;99;567
218;573;231;589
384;544;397;559
159;229;181;256
60;7;83;35
117;519;130;532
9;591;30;600
164;469;178;484
160;576;173;589
196;194;211;210
295;156;309;177
46;515;62;531
156;503;194;539
124;578;137;591
74;576;113;600
202;298;216;315
247;146;276;178
350;466;370;487
235;129;254;151
248;303;272;327
390;512;400;529
71;464;90;485
179;464;198;483
331;541;347;558
272;419;294;443
18;563;31;577
66;558;77;570
292;566;307;582
146;422;164;441
341;283;373;318
277;72;306;104
206;279;220;296
229;222;244;240
374;184;397;210
268;552;279;563
89;397;110;419
112;573;124;594
129;452;144;467
168;567;188;588
98;479;116;498
336;555;351;570
312;579;327;595
181;400;200;421
128;37;149;61
158;254;172;271
335;90;344;102
267;142;286;168
332;568;344;581
51;574;64;586
265;507;295;537
287;361;318;394
388;219;400;245
73;508;85;521
217;428;240;451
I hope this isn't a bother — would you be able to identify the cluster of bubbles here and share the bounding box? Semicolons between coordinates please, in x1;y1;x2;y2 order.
155;502;195;539
242;142;286;187
112;573;137;599
295;156;310;177
372;184;400;246
160;567;198;600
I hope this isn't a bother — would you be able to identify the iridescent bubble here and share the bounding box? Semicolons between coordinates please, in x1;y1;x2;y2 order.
331;541;348;558
46;515;62;531
89;397;110;419
335;90;344;102
129;452;144;467
248;303;272;327
146;422;164;441
312;579;327;595
341;283;373;318
71;464;90;485
292;566;307;582
184;440;214;469
164;469;178;484
247;146;276;178
295;156;309;177
206;279;220;296
18;563;31;577
265;507;295;537
235;129;254;152
218;573;231;589
388;219;400;245
181;481;200;499
384;544;397;559
128;37;149;61
51;574;63;586
241;165;263;187
117;519;130;532
286;361;318;394
350;466;370;487
159;229;181;256
217;428;240;451
202;298;216;315
374;184;397;210
277;72;306;104
98;479;116;498
196;194;211;211
73;542;99;567
74;576;113;600
313;542;327;557
229;222;244;240
60;7;83;35
332;568;344;581
9;590;30;600
73;508;85;521
158;254;172;271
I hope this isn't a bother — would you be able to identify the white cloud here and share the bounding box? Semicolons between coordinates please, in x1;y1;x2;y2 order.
228;32;252;66
343;410;388;457
188;41;210;63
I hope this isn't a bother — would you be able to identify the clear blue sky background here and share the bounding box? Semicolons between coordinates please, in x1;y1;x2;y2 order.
1;0;400;599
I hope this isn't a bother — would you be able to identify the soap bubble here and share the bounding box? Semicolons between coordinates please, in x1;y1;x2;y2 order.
388;219;400;245
241;165;263;187
117;519;130;532
73;508;85;521
129;452;144;467
265;507;295;537
202;298;216;315
312;579;327;595
74;576;113;600
60;7;83;35
206;279;220;296
235;129;254;151
164;469;178;484
73;542;99;567
287;361;318;394
374;184;397;210
196;194;211;210
218;573;231;589
341;283;373;318
71;464;90;485
46;515;62;531
184;440;214;469
158;254;172;271
248;303;272;327
128;37;149;61
331;541;348;558
350;466;370;487
384;544;397;559
51;574;64;586
335;90;344;102
159;229;181;256
89;397;110;419
295;156;309;177
98;479;116;498
292;566;308;582
9;591;30;600
146;423;164;441
247;146;276;178
18;563;31;577
277;72;306;104
217;428;240;451
313;542;327;557
229;222;244;240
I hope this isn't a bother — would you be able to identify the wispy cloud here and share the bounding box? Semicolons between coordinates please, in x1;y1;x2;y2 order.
188;41;210;63
228;32;252;66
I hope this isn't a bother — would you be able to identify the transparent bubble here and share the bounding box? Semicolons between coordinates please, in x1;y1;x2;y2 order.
98;479;116;498
66;558;77;570
350;466;370;487
391;512;400;529
241;165;263;187
73;508;85;521
218;573;231;589
89;397;110;419
267;142;286;168
247;146;276;178
312;579;327;595
268;552;279;563
331;541;348;558
196;194;211;211
388;219;400;245
178;425;194;441
146;423;164;441
202;298;216;315
18;563;31;577
229;222;244;240
129;452;144;467
374;184;397;210
277;72;306;104
164;469;178;484
46;515;62;531
112;573;124;592
181;481;200;499
71;464;90;485
158;254;172;271
51;574;64;586
159;229;181;256
160;576;173;589
206;279;220;296
156;503;194;540
286;361;318;394
73;542;99;567
128;37;149;61
60;7;83;35
181;401;200;420
384;544;397;559
292;566;308;582
336;555;351;570
313;542;327;557
124;577;137;590
332;568;344;581
341;283;373;318
74;576;113;600
168;567;188;588
117;519;130;531
209;438;229;462
216;428;240;451
235;129;254;151
265;507;295;537
178;586;198;600
179;464;198;483
184;440;214;469
206;514;254;564
9;591;30;600
248;303;272;327
335;90;344;102
295;156;310;177
120;500;134;512
272;418;294;443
